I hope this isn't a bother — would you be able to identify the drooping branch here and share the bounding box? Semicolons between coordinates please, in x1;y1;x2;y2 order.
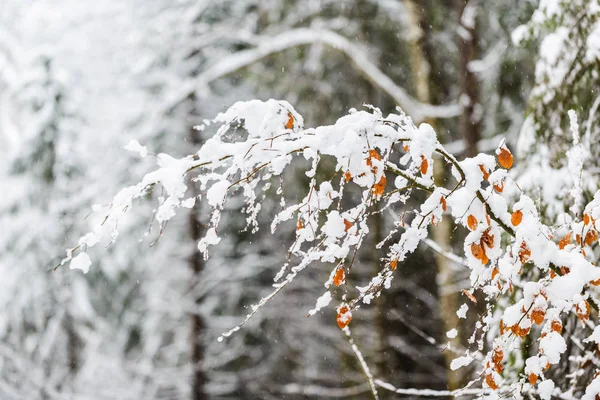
164;28;462;122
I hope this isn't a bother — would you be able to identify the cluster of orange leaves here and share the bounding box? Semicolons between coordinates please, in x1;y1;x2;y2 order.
467;148;515;265
494;301;563;387
485;347;504;389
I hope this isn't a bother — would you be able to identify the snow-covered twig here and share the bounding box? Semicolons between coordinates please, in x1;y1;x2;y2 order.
166;28;461;122
343;326;379;400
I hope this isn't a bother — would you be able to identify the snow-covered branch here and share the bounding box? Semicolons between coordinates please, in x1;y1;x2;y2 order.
166;28;461;122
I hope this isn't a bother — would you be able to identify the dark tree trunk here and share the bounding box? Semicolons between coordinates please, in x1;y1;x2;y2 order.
456;0;481;157
189;124;208;400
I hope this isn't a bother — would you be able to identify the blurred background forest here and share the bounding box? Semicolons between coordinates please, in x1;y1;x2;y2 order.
0;0;547;399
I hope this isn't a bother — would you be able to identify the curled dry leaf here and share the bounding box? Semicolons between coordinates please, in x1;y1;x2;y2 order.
462;289;478;304
497;146;514;169
440;196;447;212
511;210;523;226
584;214;591;225
285;112;294;129
297;219;303;230
493;182;504;193
479;164;490;180
390;258;398;271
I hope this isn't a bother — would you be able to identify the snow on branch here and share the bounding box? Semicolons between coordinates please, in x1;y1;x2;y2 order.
62;99;600;398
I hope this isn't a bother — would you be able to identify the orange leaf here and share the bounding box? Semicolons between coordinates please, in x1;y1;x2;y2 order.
297;219;303;230
481;253;489;265
366;149;381;170
492;347;504;373
518;242;531;263
551;320;562;333
467;215;478;230
559;232;571;249
531;309;545;325
440;196;447;212
420;155;429;175
584;214;591;225
497;147;514;169
576;300;590;322
479;165;490;180
485;374;498;390
344;171;352;183
390;259;398;271
518;326;530;338
471;242;484;259
493;182;504;193
372;175;386;197
511;210;523;226
492;348;503;365
528;373;538;386
333;267;345;286
403;144;410;152
336;305;352;329
343;219;353;232
481;229;495;249
491;267;499;280
285;112;294;129
585;230;598;246
369;149;382;161
462;289;478;304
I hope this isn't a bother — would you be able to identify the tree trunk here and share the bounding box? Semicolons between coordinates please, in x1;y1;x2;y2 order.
455;0;481;157
404;0;461;390
189;125;208;400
